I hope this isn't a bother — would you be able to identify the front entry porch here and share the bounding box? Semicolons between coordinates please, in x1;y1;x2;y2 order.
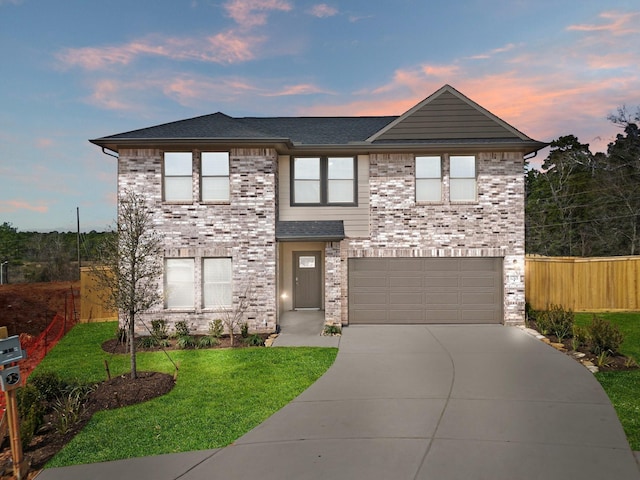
272;310;340;347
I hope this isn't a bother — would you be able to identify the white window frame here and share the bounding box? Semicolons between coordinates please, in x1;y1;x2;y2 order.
165;258;195;309
450;155;477;202
164;152;193;202
201;152;230;202
202;258;233;308
415;156;442;202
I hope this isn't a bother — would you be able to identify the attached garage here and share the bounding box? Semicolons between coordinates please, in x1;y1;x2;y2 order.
348;258;503;324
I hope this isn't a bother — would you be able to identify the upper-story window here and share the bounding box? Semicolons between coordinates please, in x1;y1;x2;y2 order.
292;156;356;206
164;152;193;202
450;155;477;202
415;156;442;202
201;152;230;202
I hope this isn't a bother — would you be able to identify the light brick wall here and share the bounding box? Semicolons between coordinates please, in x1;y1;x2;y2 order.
345;152;526;325
118;148;278;335
118;147;526;332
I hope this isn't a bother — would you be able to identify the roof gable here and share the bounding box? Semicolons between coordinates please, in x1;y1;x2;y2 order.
91;85;546;154
367;85;531;142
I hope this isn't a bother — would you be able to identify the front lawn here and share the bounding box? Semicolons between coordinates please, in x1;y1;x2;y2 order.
33;322;337;467
575;312;640;450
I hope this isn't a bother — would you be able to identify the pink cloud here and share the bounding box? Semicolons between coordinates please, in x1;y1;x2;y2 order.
0;200;48;214
58;32;262;70
264;83;332;96
88;80;133;111
567;11;640;35
224;0;292;28
467;43;518;60
36;138;54;148
309;4;338;18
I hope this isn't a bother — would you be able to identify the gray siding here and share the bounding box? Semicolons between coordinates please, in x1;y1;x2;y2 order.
278;155;370;238
375;91;520;140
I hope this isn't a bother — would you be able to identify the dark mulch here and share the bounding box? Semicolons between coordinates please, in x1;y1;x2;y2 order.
101;333;271;354
528;322;638;372
0;372;175;478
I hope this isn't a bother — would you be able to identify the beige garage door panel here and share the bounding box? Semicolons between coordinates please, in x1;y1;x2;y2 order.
348;258;503;324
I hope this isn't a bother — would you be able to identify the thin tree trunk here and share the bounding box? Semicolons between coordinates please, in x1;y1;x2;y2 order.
129;311;137;379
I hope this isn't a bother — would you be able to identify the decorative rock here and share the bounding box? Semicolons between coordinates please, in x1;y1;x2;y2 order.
573;352;586;359
551;342;567;352
541;338;551;344
264;334;279;347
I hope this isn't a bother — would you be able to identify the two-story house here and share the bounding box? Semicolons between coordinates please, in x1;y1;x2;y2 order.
90;85;546;334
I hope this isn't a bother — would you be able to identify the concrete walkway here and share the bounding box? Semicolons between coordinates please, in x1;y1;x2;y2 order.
37;325;640;480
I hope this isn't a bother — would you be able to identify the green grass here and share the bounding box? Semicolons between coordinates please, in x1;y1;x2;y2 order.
574;312;640;362
34;322;337;468
575;312;640;450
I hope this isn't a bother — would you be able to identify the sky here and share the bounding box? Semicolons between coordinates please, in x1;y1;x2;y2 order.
1;0;639;232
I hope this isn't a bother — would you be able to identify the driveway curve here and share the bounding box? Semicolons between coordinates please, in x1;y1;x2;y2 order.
38;325;640;480
184;325;639;480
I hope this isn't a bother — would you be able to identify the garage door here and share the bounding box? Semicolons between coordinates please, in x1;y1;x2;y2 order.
348;258;503;324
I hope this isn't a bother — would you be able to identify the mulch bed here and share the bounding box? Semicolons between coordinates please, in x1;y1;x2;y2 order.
527;322;638;372
102;333;271;354
1;333;272;478
0;372;175;478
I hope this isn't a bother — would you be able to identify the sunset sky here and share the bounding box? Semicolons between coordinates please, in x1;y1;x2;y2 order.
1;0;639;231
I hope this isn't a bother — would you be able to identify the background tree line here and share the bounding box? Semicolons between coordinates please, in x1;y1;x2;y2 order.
0;223;114;283
526;106;640;257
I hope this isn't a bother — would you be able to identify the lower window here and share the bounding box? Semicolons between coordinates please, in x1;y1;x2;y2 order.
165;258;195;309
203;258;232;308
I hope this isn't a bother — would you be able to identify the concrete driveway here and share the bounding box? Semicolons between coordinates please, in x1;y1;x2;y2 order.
37;325;640;480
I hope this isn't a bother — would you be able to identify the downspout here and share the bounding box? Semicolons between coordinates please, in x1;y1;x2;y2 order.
101;147;119;158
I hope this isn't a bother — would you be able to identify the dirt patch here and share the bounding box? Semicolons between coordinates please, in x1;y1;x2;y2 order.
0;282;79;337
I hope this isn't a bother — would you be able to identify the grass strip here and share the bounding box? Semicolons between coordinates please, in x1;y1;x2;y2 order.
575;312;640;450
34;322;337;467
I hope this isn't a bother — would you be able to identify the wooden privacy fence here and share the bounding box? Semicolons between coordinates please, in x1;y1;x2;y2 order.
80;267;117;322
525;255;640;312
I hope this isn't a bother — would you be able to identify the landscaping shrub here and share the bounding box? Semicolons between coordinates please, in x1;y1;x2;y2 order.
535;304;574;342
28;371;68;402
209;319;224;339
244;334;265;347
587;315;624;355
52;385;93;435
17;384;46;449
174;321;190;338
138;335;160;348
572;324;589;351
176;335;196;349
198;335;219;348
323;324;342;336
240;322;249;339
151;319;169;339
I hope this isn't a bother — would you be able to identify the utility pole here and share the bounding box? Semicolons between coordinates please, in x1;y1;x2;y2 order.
77;207;81;280
0;260;7;285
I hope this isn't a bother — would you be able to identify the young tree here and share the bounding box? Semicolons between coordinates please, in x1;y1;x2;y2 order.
218;285;254;347
91;190;163;379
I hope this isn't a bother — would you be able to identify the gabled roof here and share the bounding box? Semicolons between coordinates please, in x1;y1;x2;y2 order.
367;85;533;142
90;85;547;155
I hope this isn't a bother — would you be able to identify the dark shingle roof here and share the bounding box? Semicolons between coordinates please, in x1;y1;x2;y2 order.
95;114;397;145
90;85;548;154
276;221;345;241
